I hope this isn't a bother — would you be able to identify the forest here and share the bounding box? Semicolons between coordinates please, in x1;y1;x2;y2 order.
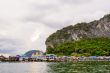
47;37;110;56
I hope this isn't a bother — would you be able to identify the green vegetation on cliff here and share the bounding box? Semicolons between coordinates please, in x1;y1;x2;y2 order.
47;37;110;56
46;14;110;56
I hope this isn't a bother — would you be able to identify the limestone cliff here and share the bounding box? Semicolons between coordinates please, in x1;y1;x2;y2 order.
46;14;110;52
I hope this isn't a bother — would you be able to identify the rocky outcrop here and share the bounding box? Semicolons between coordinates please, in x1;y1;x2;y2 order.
45;14;110;52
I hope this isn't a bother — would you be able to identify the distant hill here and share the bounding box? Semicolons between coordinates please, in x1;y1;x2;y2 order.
45;14;110;56
23;50;44;57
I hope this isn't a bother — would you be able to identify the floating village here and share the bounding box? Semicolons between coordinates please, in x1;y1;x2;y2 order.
0;50;110;62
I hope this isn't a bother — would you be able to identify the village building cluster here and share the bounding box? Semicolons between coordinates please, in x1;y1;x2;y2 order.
0;54;110;62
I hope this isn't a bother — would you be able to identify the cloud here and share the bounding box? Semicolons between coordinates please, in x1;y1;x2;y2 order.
0;37;22;54
0;0;110;55
60;0;91;4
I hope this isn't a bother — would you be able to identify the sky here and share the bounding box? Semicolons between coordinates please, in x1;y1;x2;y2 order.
0;0;110;55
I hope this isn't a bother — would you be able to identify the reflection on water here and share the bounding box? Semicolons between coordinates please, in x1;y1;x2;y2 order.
0;62;49;73
0;62;110;73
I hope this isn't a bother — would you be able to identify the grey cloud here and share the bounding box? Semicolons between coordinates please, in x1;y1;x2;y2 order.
41;19;74;29
0;49;16;54
32;4;59;11
0;0;110;55
0;36;23;54
21;6;60;23
60;0;91;4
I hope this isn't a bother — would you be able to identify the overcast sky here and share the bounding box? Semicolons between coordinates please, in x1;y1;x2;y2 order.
0;0;110;55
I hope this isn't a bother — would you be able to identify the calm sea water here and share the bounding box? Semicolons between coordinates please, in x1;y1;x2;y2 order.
0;62;49;73
0;62;110;73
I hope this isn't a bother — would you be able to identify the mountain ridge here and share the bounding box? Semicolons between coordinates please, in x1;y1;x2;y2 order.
45;14;110;54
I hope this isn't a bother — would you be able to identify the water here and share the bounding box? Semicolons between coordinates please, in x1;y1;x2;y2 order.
0;62;110;73
48;61;110;73
0;62;49;73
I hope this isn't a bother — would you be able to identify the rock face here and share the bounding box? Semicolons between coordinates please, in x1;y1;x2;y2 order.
45;14;110;52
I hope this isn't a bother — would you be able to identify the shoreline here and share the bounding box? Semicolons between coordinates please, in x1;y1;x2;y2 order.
0;60;110;63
